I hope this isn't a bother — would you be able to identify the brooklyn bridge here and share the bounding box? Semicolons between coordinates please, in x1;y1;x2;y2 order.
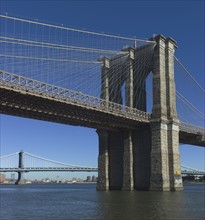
0;15;204;191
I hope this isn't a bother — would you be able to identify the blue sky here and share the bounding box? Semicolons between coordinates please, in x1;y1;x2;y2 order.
0;0;204;178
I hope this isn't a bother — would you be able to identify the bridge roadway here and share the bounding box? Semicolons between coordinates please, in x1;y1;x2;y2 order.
1;167;204;176
0;70;204;146
0;167;98;172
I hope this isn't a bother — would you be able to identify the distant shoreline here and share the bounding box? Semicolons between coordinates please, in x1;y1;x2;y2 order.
0;182;97;185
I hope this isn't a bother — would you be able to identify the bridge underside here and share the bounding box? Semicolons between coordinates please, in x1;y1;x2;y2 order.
179;131;205;147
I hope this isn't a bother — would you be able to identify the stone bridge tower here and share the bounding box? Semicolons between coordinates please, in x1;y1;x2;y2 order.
97;35;183;191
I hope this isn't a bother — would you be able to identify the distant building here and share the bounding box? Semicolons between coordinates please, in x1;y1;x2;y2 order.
0;173;6;183
92;175;97;182
86;176;91;182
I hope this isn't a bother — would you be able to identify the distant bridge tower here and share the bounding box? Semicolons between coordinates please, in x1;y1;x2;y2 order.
97;35;183;191
15;150;24;185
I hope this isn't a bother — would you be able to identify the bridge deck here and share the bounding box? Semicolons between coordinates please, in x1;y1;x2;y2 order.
0;70;204;146
0;71;150;130
0;167;98;172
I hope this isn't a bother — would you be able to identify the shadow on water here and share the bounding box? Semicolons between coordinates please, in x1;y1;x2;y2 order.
95;183;205;220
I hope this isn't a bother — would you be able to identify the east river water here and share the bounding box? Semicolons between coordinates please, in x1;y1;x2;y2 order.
0;183;204;220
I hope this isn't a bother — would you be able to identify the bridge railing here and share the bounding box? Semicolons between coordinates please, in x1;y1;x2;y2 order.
181;170;205;175
0;70;150;122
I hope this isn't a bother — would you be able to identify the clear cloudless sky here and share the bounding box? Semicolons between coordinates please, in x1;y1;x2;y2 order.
0;0;204;175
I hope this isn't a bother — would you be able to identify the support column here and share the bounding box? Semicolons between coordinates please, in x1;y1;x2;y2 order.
100;57;110;104
122;130;134;191
151;35;168;119
167;122;183;191
165;38;183;191
121;48;134;191
150;122;170;191
125;48;134;108
150;35;170;191
96;130;109;191
150;35;183;191
15;150;24;185
97;57;110;191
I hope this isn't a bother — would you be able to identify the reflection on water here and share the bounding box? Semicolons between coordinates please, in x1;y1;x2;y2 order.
0;183;204;220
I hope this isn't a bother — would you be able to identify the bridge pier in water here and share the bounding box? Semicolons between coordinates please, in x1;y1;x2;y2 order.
97;128;151;191
97;35;183;191
15;150;25;185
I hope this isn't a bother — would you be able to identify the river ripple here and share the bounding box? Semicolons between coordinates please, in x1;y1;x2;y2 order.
0;183;204;220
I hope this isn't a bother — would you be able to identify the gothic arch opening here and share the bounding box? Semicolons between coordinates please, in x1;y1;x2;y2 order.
145;72;153;113
121;81;126;106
